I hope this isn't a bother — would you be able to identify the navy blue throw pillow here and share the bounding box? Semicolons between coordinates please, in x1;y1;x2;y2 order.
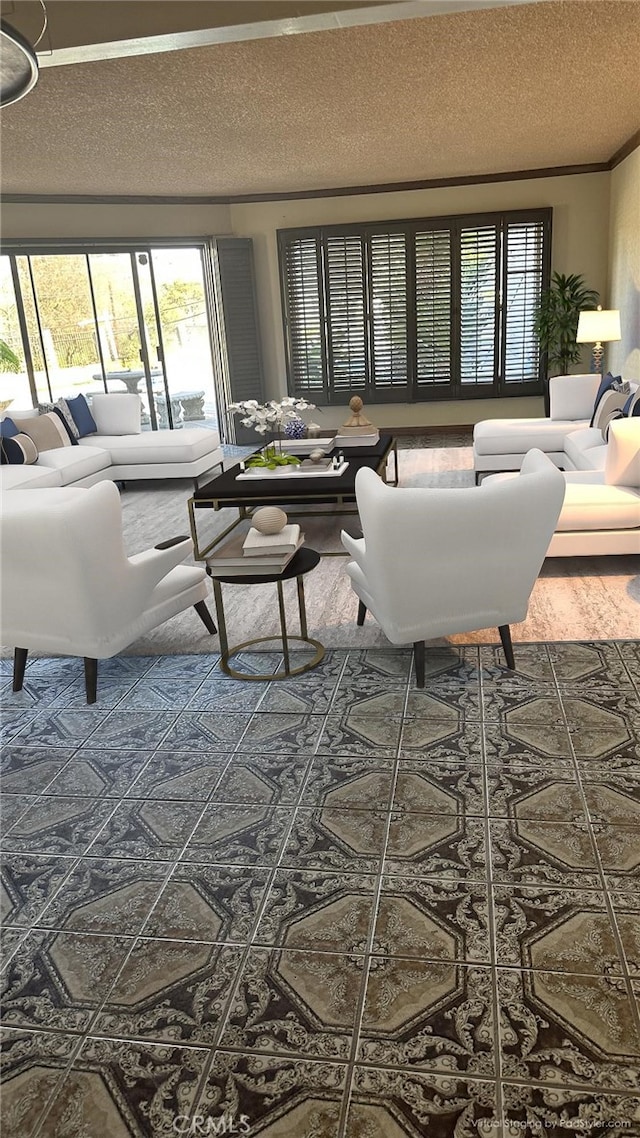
590;373;622;428
2;432;39;465
65;394;97;437
1;416;19;439
622;390;640;417
1;417;19;463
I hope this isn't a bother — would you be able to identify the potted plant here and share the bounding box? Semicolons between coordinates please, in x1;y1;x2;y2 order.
534;272;599;412
228;397;315;456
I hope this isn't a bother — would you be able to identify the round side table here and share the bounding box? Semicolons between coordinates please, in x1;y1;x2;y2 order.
206;546;324;681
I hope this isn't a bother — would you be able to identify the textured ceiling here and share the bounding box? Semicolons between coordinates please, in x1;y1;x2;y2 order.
1;0;639;198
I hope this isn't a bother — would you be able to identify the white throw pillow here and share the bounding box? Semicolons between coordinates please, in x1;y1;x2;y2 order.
90;394;141;435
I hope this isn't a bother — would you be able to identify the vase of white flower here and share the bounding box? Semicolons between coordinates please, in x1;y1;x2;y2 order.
228;397;316;454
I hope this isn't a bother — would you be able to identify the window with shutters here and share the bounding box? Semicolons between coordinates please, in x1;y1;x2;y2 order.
278;208;551;403
325;234;367;395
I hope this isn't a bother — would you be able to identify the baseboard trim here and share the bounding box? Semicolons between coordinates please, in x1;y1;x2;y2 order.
321;424;473;437
382;424;474;436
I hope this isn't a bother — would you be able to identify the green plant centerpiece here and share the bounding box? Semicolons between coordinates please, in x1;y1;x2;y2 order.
533;272;600;375
246;446;300;471
228;397;316;468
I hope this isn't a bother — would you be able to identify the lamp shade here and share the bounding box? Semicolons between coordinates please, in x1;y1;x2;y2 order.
576;309;621;344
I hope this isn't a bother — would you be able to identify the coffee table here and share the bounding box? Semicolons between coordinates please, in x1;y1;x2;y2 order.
188;434;398;561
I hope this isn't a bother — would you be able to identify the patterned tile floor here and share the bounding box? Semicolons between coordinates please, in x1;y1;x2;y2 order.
1;641;640;1137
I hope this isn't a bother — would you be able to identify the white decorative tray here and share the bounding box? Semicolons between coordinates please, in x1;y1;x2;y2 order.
236;462;348;480
271;437;334;454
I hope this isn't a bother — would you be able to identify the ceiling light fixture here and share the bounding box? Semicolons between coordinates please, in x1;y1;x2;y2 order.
1;2;47;109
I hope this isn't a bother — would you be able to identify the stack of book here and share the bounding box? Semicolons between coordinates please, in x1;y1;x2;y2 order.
333;425;380;448
207;524;303;576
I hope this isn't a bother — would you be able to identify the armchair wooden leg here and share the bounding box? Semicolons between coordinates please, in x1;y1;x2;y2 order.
194;600;217;635
84;658;98;704
413;640;425;688
357;600;367;627
13;648;28;692
498;625;515;670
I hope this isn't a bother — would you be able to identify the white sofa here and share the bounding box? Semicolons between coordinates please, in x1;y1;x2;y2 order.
1;394;223;492
485;418;640;556
472;374;601;480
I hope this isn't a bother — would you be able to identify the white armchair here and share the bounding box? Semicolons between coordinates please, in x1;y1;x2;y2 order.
341;449;565;685
1;482;216;703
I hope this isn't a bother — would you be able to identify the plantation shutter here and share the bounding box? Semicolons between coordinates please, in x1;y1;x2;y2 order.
214;237;265;445
325;234;368;394
278;208;550;403
415;228;452;390
280;234;326;399
368;232;408;394
459;223;499;386
502;220;545;384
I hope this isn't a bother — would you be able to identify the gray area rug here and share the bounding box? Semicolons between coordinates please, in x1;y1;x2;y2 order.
114;445;640;656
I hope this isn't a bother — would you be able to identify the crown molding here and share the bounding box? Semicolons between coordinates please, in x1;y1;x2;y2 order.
221;163;609;202
0;193;230;205
608;129;640;170
1;161;612;207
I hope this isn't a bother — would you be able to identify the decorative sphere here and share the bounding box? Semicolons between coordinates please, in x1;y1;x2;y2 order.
252;506;287;534
349;396;363;413
309;448;326;463
284;416;306;439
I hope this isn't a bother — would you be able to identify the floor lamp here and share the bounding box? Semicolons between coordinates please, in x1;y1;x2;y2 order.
576;307;621;375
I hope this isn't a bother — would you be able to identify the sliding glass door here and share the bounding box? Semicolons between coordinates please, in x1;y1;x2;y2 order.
136;247;218;430
88;252;159;427
0;256;30;411
1;243;221;433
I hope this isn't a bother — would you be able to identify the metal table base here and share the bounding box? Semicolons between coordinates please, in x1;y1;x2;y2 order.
208;549;325;681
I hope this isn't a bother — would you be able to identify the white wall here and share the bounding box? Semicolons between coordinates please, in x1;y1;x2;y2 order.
607;148;640;383
230;170;611;426
0;201;232;240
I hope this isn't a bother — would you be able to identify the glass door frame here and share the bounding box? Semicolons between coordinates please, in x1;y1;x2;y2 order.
0;236;228;437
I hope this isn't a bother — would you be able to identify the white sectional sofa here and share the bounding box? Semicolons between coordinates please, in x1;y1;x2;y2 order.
481;412;640;557
1;394;224;492
473;373;640;555
473;374;601;480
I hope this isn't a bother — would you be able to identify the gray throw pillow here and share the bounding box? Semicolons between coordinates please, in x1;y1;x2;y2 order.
54;398;80;441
